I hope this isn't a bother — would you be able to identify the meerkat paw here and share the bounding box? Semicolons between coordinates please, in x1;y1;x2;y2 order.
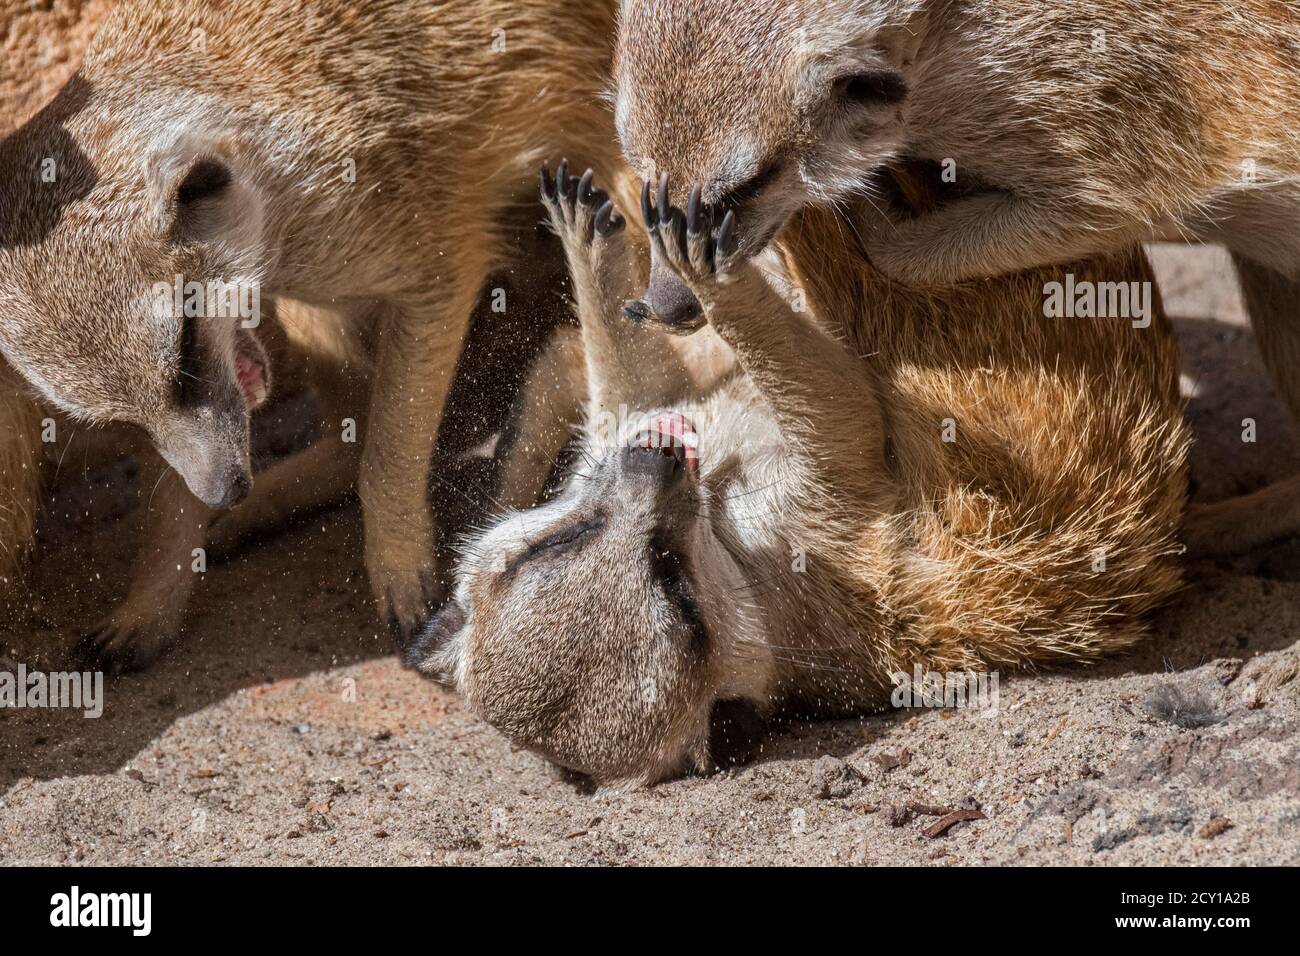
540;159;626;255
862;191;1023;287
634;173;743;304
71;601;185;677
373;564;442;650
364;518;442;648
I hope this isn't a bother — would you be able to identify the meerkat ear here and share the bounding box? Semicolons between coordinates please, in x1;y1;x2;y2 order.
176;155;231;208
875;2;931;70
151;132;264;247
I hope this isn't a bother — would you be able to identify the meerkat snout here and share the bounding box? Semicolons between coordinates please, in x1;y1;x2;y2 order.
614;0;920;279
402;408;762;787
0;100;274;513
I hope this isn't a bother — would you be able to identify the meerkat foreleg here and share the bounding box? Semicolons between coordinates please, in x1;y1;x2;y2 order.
74;453;211;674
864;189;1138;287
360;271;487;642
641;177;890;503
540;162;694;417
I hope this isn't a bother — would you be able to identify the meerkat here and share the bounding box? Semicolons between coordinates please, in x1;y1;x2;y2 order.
0;0;625;668
611;0;1300;557
398;162;1189;789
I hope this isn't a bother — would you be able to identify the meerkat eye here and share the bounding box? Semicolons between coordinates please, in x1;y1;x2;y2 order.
835;71;908;108
502;511;608;577
176;157;231;206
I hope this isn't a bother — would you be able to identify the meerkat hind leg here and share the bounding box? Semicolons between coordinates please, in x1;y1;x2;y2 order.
206;361;368;559
1184;256;1300;557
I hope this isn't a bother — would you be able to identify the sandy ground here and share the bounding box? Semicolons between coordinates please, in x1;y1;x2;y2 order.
0;245;1296;867
1;2;1298;867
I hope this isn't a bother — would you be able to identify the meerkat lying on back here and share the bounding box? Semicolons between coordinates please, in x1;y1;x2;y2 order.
0;0;623;668
399;163;1188;788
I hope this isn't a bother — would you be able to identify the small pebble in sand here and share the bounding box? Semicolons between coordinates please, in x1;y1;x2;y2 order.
872;748;911;772
884;805;914;827
1198;818;1234;839
810;755;863;799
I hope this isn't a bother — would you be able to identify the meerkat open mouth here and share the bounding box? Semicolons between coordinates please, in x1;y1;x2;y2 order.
633;410;701;475
234;328;271;411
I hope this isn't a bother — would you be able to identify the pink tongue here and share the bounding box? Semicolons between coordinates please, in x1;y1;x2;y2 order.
235;352;268;410
638;410;700;474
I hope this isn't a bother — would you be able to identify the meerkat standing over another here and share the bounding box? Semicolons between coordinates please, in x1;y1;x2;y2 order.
615;0;1300;304
0;0;624;666
400;164;1189;788
612;0;1300;555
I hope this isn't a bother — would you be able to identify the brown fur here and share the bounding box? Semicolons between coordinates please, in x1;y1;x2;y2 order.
612;0;1300;559
403;165;1189;788
0;0;625;665
0;0;114;607
0;360;45;595
615;0;1300;280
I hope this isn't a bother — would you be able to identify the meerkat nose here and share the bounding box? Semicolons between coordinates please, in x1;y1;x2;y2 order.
641;262;704;332
212;469;252;510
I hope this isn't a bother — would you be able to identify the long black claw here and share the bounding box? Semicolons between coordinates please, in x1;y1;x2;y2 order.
641;178;656;228
71;631;139;679
718;210;738;258
594;199;623;236
686;184;703;235
669;208;687;260
656;171;671;225
578;168;594;205
539;162;554;201
556;159;569;200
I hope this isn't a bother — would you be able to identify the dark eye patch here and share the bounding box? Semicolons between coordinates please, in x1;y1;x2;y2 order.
648;529;709;650
173;314;201;406
715;160;782;211
503;511;607;578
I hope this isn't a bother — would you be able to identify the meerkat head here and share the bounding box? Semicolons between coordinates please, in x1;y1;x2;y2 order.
0;76;272;510
402;412;772;789
614;0;925;323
